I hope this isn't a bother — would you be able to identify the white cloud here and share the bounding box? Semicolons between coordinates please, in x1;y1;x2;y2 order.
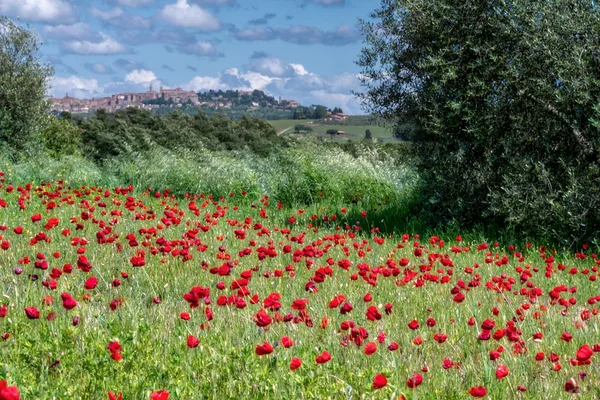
125;69;158;84
62;33;131;55
0;0;76;24
184;76;228;91
289;64;309;76
159;0;221;30
49;76;102;98
90;7;152;29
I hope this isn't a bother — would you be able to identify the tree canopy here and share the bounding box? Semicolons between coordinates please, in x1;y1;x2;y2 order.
358;0;600;243
0;17;53;155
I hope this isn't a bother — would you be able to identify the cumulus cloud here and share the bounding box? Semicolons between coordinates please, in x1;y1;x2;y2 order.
49;76;102;98
84;63;116;75
62;33;131;55
43;23;98;41
246;55;297;78
159;0;222;31
90;7;152;30
0;0;76;25
234;24;361;46
184;76;228;91
125;69;158;84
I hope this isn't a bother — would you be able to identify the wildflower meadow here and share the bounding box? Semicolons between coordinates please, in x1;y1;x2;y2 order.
0;170;599;399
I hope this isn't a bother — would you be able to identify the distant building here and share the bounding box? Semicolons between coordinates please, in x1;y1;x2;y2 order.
50;84;200;114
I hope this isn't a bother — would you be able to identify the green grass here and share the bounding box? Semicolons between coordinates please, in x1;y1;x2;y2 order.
0;174;599;399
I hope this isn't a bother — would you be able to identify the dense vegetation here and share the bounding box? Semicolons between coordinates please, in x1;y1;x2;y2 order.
358;0;600;245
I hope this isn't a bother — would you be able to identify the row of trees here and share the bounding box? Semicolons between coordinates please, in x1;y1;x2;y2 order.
358;0;600;244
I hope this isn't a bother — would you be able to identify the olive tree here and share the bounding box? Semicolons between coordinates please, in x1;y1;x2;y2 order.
357;0;600;244
0;17;54;155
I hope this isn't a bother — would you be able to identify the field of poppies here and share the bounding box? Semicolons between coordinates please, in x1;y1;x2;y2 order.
0;170;599;400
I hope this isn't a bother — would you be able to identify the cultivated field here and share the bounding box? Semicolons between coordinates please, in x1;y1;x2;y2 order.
268;120;395;142
0;174;598;399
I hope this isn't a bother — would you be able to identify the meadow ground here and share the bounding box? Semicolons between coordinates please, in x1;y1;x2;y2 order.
0;177;599;399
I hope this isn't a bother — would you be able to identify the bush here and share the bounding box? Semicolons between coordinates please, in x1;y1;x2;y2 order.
40;117;82;158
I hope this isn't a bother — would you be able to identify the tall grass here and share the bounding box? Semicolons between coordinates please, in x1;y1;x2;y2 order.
0;142;419;208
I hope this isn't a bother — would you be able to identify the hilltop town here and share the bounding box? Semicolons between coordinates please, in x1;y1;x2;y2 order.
50;86;302;115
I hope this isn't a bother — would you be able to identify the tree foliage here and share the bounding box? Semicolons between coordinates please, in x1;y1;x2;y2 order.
73;108;285;162
358;0;600;244
0;17;53;155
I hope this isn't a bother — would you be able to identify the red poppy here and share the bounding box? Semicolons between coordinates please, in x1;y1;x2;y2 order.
364;342;377;356
150;390;169;400
565;378;579;393
187;335;200;349
290;358;302;370
373;374;387;390
495;364;509;379
255;342;274;356
0;380;20;400
84;277;98;290
108;392;123;400
467;386;487;397
406;373;423;388
24;307;40;320
576;345;593;362
316;350;331;364
281;336;294;348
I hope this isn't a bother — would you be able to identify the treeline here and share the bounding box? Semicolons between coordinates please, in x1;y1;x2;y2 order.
60;108;286;161
197;89;278;107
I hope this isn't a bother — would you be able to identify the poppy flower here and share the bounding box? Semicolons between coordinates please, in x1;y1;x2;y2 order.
0;380;20;400
255;342;274;356
495;364;509;379
187;335;199;349
84;277;98;290
290;358;302;370
281;336;294;348
467;386;487;397
24;306;40;320
373;374;387;390
406;373;423;388
108;392;123;400
316;350;331;364
561;332;573;342
408;320;419;330
364;342;377;356
565;378;579;393
576;345;593;362
150;390;169;400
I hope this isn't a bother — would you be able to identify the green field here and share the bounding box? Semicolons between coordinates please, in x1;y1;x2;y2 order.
268;119;397;142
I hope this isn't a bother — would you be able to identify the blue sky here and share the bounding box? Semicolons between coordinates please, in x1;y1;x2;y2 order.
1;0;378;114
